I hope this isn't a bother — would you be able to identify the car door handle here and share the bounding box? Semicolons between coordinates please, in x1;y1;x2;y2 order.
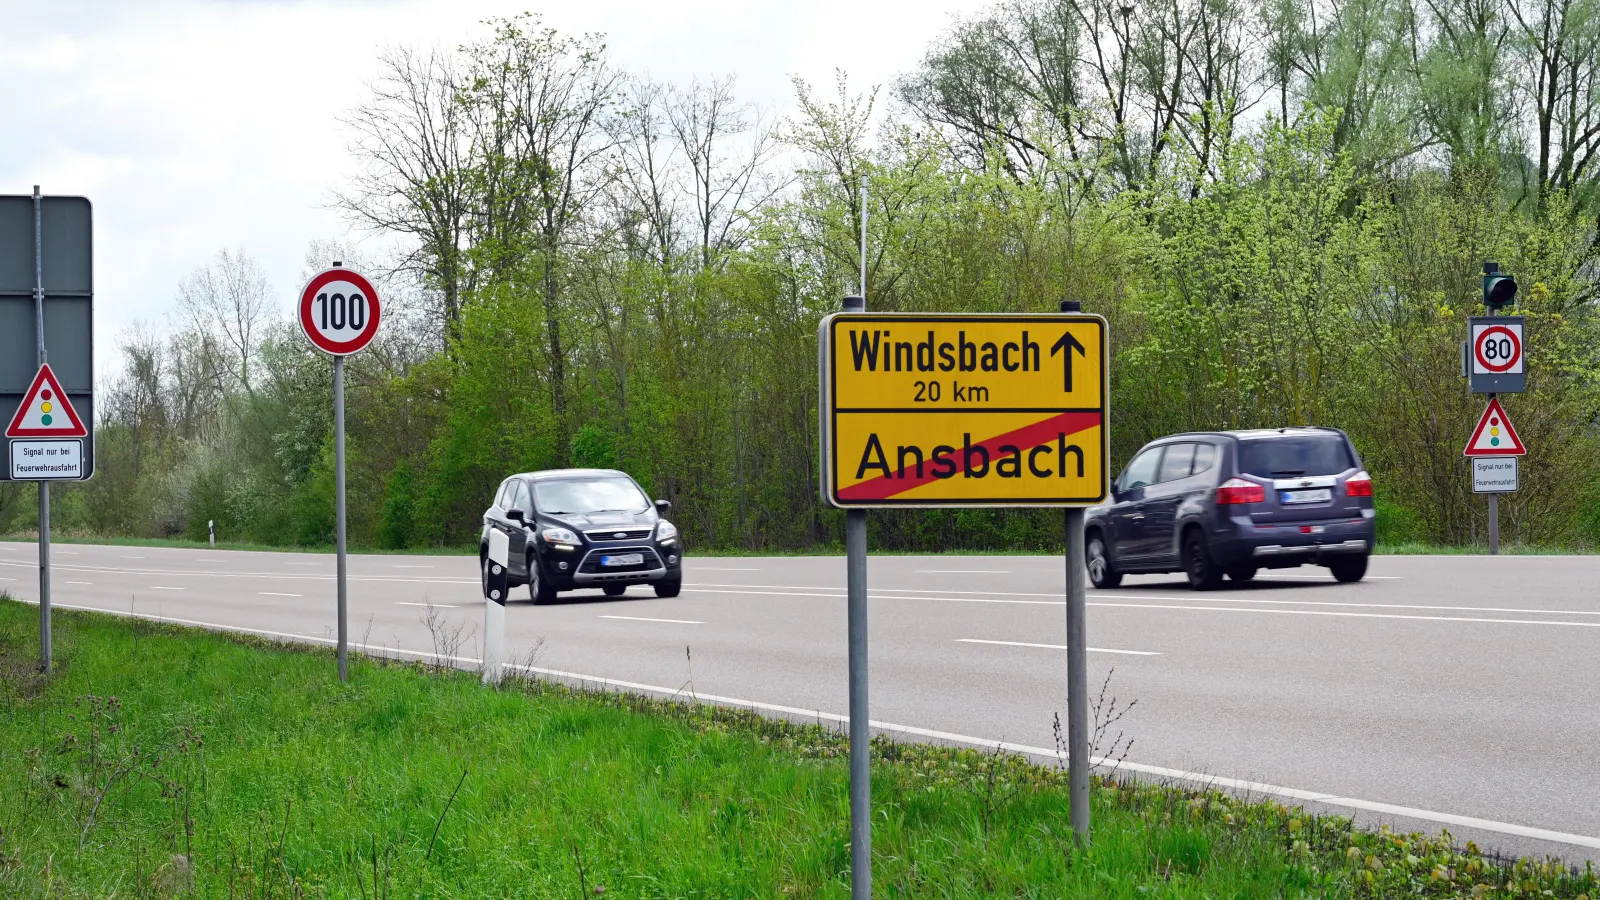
1130;514;1146;521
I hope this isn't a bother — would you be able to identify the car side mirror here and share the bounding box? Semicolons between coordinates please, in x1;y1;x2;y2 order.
654;499;671;514
506;508;525;523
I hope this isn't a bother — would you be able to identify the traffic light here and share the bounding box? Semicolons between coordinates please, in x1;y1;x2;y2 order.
1482;261;1518;311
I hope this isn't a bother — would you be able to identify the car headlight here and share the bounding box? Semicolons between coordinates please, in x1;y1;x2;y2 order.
656;520;678;542
541;527;580;546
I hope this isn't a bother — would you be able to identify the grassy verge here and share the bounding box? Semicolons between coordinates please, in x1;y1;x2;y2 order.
0;600;1594;898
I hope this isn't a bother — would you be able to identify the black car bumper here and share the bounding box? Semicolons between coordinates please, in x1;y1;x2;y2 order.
1211;513;1375;569
538;543;683;590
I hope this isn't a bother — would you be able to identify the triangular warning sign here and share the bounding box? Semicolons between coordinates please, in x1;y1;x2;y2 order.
1464;397;1525;457
6;364;87;438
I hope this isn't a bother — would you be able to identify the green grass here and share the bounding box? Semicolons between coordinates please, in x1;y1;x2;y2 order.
1;600;1594;898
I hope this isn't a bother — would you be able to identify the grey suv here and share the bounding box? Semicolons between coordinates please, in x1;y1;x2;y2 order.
1084;428;1375;589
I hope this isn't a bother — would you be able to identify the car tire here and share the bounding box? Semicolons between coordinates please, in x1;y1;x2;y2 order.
653;577;682;598
529;556;558;605
1183;530;1224;591
1226;566;1257;583
1085;531;1122;589
602;585;626;597
1327;554;1368;583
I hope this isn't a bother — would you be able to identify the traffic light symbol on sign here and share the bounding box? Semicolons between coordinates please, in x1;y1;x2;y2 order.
1463;397;1526;457
5;364;87;438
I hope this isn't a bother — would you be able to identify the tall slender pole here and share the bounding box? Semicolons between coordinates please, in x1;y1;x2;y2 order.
846;508;870;898
1065;507;1090;839
860;174;868;301
1487;391;1499;555
334;353;348;681
33;185;51;674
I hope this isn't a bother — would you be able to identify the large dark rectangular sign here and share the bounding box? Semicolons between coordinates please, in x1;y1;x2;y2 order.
0;195;94;481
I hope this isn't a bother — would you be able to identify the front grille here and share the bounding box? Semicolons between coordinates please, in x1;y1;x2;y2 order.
584;528;654;543
578;547;663;574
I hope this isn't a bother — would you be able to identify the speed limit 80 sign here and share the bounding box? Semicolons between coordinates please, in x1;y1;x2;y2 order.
299;267;382;356
1468;316;1525;394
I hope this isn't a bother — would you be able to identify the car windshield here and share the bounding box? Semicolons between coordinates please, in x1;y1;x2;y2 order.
534;477;650;515
1237;434;1354;477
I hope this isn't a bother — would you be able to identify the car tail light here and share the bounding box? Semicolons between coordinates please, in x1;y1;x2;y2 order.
1216;477;1265;505
1345;471;1373;497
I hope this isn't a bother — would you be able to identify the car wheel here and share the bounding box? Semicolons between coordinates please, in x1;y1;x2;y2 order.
529;557;558;605
1327;554;1368;583
653;577;682;598
1226;566;1257;583
603;585;626;597
1086;532;1122;588
1183;530;1224;591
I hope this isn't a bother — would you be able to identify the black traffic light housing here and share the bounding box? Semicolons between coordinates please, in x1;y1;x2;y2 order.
1483;261;1518;312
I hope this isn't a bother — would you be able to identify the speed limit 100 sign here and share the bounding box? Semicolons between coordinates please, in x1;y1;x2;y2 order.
299;268;382;356
1468;315;1525;394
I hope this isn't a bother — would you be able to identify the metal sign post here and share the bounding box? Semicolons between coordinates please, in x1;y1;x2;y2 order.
0;189;94;674
817;295;1111;873
33;188;49;672
297;263;382;683
1466;262;1524;556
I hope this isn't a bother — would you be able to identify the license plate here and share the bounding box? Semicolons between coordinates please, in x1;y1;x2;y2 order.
600;553;644;567
1280;488;1331;504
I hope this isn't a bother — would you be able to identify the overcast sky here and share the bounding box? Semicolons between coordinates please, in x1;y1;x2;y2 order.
0;0;984;373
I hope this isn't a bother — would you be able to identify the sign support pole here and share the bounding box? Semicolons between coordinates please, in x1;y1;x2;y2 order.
843;276;871;897
1065;506;1090;839
334;351;348;682
1487;388;1499;556
32;184;51;675
846;507;870;899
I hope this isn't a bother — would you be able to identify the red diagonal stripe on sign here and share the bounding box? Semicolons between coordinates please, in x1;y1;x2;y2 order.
838;410;1102;502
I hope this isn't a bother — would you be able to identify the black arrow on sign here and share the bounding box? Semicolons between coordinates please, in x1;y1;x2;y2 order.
1050;331;1086;393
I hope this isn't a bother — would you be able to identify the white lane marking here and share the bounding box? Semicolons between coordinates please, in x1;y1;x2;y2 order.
56;550;78;555
259;592;302;598
687;584;1600;623
285;562;322;566
146;586;185;591
957;638;1160;656
1250;573;1402;580
65;581;93;585
691;567;761;571
121;555;146;559
1099;593;1600;618
915;569;1010;574
598;615;704;625
393;565;435;569
397;601;458;608
10;596;1599;852
1092;601;1600;629
0;577;14;582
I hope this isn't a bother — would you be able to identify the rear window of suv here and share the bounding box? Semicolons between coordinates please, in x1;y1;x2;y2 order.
1237;434;1354;477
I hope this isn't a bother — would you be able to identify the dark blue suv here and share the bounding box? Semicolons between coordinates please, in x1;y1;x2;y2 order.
1084;428;1375;589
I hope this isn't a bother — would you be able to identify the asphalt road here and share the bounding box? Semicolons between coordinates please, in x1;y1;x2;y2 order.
3;542;1598;863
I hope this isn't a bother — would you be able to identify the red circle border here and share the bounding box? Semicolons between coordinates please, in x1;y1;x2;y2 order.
1473;325;1521;374
298;269;382;355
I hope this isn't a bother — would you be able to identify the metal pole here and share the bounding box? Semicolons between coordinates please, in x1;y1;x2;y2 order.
33;185;50;674
846;508;870;898
334;353;348;681
1488;494;1500;555
1065;506;1090;840
1487;392;1499;556
859;175;868;300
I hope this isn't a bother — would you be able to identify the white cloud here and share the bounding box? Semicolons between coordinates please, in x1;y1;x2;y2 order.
0;0;984;373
